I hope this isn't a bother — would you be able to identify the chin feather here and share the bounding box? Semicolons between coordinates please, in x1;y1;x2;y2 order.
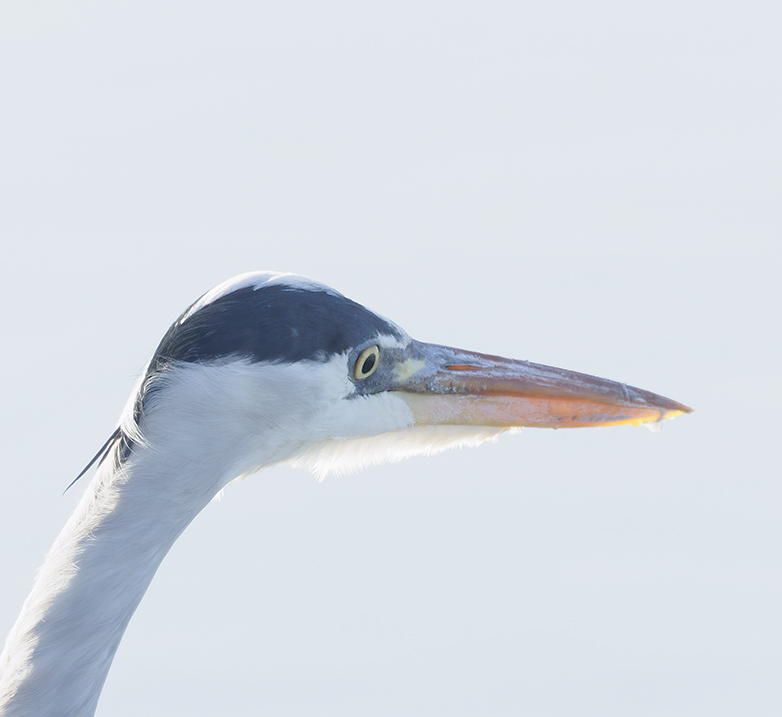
286;425;520;481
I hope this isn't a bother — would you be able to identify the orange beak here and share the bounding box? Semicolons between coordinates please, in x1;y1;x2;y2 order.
393;341;692;429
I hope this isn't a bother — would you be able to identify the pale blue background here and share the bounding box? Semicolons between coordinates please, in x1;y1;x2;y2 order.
1;2;779;715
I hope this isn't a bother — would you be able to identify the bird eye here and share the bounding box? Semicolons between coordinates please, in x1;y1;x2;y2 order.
354;345;380;380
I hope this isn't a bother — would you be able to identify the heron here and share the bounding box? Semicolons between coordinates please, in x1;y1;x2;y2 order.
0;271;691;716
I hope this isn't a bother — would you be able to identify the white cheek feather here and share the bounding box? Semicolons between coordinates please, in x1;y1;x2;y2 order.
138;359;354;486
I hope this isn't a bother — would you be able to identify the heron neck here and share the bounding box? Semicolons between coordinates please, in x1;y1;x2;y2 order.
0;445;227;717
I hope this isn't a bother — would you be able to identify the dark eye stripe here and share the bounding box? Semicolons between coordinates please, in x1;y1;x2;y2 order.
153;285;403;367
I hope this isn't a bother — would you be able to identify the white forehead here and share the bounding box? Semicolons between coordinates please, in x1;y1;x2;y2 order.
183;271;341;322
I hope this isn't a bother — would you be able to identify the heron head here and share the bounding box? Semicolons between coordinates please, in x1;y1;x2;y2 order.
122;271;690;483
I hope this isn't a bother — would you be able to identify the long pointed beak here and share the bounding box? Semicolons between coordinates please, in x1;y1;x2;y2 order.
393;341;692;429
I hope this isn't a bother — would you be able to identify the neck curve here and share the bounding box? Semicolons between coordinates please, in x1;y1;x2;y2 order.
0;442;232;717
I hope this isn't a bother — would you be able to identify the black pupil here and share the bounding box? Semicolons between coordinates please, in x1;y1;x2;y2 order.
361;352;376;375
